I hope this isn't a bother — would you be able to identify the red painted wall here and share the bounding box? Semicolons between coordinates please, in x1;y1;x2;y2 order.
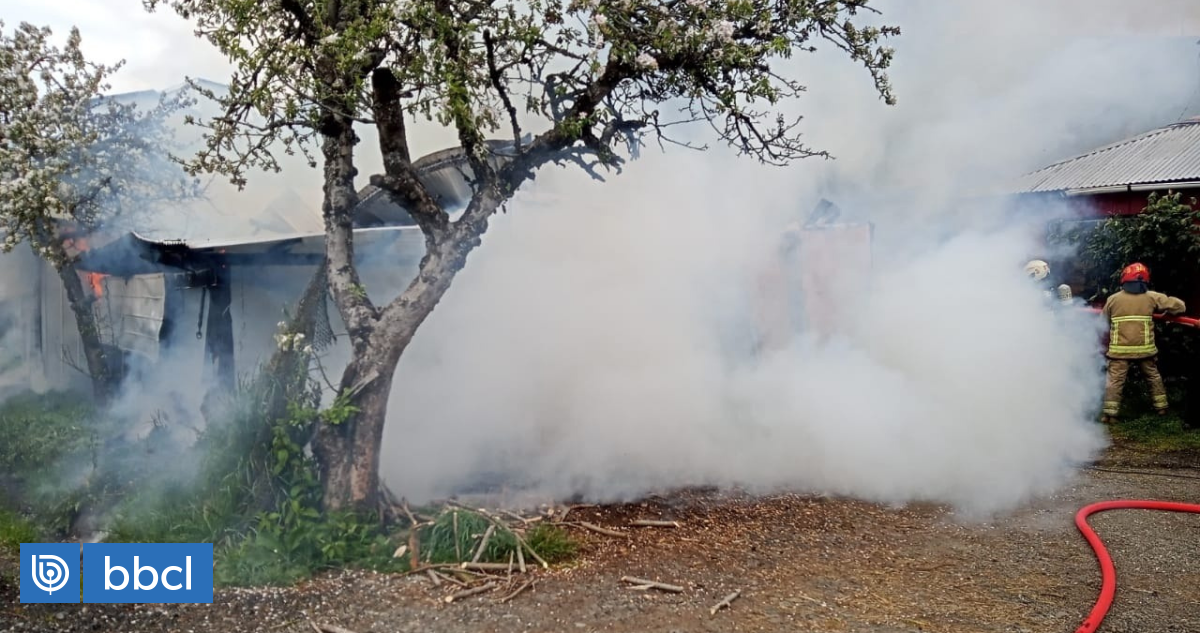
1069;189;1200;218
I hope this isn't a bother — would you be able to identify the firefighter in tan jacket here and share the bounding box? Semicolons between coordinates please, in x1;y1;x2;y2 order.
1100;262;1187;422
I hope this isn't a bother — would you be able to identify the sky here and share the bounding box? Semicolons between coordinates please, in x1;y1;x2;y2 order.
9;0;1200;95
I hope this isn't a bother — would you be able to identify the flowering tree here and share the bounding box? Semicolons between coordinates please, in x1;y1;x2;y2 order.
144;0;899;511
0;21;196;402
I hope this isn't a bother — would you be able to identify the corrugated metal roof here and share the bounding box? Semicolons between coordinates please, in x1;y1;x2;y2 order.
1010;118;1200;194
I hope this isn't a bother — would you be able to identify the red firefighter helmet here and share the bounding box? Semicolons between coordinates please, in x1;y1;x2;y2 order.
1120;262;1150;284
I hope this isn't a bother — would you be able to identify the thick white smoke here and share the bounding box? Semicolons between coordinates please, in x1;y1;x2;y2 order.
378;0;1200;516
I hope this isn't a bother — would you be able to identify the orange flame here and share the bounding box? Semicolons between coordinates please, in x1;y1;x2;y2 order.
87;272;106;297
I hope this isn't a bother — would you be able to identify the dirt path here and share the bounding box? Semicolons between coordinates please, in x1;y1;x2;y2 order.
3;444;1199;633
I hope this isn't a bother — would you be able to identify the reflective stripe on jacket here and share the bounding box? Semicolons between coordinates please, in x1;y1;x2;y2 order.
1102;290;1187;359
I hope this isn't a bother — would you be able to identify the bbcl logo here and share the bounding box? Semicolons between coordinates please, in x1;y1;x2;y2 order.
20;543;80;603
82;543;214;603
21;542;213;603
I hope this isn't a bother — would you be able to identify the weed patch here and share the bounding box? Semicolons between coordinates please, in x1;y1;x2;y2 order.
0;507;38;552
1110;411;1200;451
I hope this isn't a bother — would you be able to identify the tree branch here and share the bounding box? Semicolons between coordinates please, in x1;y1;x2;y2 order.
368;67;450;243
484;29;522;152
320;122;378;340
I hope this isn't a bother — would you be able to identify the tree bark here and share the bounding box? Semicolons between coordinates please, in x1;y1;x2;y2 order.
54;255;119;404
314;185;501;512
312;338;400;512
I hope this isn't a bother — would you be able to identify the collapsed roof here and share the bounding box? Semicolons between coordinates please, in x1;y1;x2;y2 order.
77;137;516;275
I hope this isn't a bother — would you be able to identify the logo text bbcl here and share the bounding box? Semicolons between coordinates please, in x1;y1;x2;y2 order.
82;543;213;603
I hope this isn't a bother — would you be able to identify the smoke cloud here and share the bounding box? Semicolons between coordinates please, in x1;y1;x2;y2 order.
379;0;1200;517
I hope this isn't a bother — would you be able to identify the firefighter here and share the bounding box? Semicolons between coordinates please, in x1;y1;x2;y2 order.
1025;259;1073;307
1100;262;1187;423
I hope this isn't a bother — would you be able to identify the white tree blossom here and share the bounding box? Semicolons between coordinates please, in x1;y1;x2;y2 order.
0;20;199;400
0;20;197;265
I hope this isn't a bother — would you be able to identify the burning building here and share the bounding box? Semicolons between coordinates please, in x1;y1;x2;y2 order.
0;131;516;410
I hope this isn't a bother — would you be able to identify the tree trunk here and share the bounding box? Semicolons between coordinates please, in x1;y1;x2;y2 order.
55;255;119;404
314;202;499;513
313;337;402;512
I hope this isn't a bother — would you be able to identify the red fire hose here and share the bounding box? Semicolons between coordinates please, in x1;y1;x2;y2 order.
1079;305;1200;328
1073;501;1200;633
1067;308;1200;631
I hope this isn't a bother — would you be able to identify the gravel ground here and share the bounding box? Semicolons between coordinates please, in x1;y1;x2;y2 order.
2;443;1199;633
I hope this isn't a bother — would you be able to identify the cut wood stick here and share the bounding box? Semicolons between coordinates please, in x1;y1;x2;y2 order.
620;576;684;593
709;590;741;615
507;551;514;578
397;563;461;578
577;521;628;538
435;570;468;587
460;562;515;572
501;510;533;524
453;511;462;560
399;501;419;524
426;569;442;586
498;578;537;603
516;541;527;573
471;524;496;563
631;519;680;528
518;534;549;569
408;529;421;570
444;581;498;603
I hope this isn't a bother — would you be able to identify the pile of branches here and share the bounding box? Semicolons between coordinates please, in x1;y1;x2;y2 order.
391;500;561;604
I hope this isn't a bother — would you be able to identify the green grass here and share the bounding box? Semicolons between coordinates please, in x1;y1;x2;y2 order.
1106;378;1200;451
525;523;579;563
0;386;584;589
0;390;94;476
414;508;579;566
0;507;38;553
1109;410;1200;451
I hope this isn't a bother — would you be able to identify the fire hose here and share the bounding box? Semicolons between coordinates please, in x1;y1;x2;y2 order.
1079;305;1200;328
1073;501;1200;633
1070;308;1200;633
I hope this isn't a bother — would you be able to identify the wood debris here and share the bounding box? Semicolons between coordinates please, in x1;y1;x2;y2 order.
460;562;516;572
619;576;684;593
631;519;680;528
470;524;496;563
498;579;538;603
444;581;498;603
434;570;468;587
710;590;741;615
517;532;550;569
574;521;629;538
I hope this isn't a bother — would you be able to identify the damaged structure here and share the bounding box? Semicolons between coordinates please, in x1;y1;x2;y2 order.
0;138;517;404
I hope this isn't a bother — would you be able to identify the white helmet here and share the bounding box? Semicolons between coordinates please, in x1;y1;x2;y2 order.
1024;259;1050;281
